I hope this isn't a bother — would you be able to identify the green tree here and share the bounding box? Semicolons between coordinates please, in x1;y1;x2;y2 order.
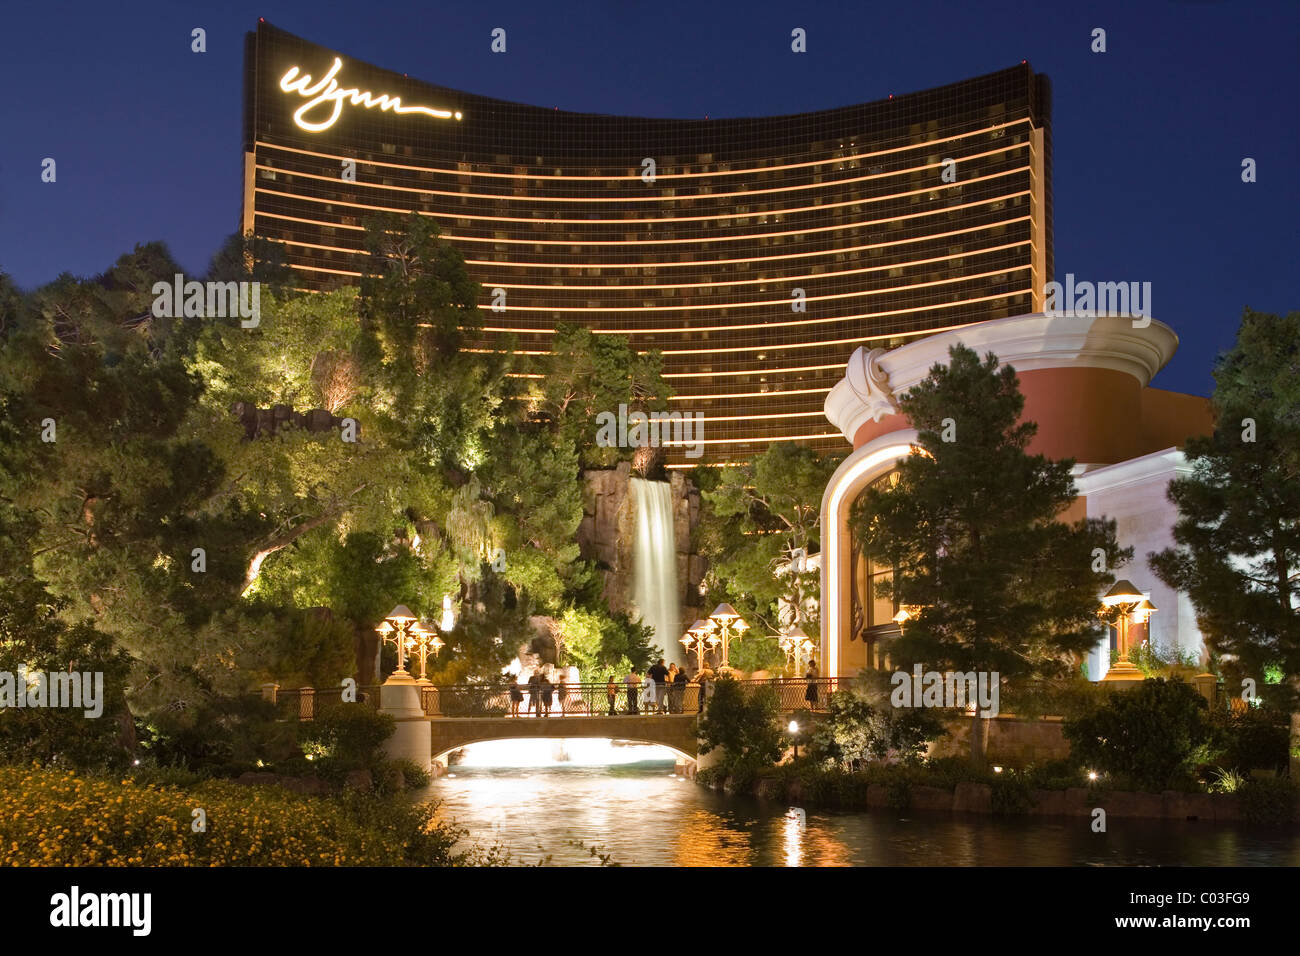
206;231;293;293
1151;309;1300;773
360;212;482;362
531;325;671;469
851;344;1130;767
555;604;657;680
697;676;783;773
698;443;839;669
0;514;135;769
0;264;266;719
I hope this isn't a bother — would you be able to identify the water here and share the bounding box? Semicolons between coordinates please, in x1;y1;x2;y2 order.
423;744;1300;867
630;477;682;667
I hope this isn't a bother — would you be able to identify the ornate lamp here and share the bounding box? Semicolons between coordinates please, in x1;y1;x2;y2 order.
892;604;923;627
707;603;748;671
377;605;419;677
681;619;713;668
778;624;813;676
1099;581;1156;682
409;620;445;684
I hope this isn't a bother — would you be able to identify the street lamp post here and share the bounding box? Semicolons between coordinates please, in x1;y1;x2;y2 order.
778;625;814;677
409;621;445;684
1099;580;1158;683
376;605;419;678
376;603;431;773
680;619;713;670
706;603;749;673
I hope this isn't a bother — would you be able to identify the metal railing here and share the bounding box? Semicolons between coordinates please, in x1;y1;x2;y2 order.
417;678;843;718
263;678;844;720
272;685;382;721
1212;681;1250;715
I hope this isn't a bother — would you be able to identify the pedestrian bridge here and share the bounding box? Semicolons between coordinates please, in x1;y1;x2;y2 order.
417;679;839;764
268;678;838;770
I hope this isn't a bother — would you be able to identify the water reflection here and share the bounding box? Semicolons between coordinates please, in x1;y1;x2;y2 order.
784;809;804;867
422;742;1300;867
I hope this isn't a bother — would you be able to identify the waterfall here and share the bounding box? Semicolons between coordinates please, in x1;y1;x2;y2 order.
630;478;682;666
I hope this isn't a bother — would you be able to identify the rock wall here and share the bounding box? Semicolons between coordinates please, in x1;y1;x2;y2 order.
231;401;354;439
578;464;706;641
928;715;1071;766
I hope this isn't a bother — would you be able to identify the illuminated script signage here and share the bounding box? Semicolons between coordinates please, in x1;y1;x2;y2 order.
279;57;462;132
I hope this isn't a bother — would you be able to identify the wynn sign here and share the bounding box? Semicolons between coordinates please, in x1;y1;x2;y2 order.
278;57;463;132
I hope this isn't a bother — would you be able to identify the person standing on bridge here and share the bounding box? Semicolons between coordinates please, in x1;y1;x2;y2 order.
538;671;554;717
672;664;689;713
606;674;618;715
624;669;641;714
556;675;568;716
648;659;670;714
804;659;820;711
527;669;542;717
639;669;658;712
696;667;713;714
509;678;524;717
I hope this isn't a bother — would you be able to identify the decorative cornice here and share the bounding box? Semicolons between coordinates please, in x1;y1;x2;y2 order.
1073;447;1191;496
825;312;1180;442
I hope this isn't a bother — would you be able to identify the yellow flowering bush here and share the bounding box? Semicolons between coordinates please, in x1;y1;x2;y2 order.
0;765;480;866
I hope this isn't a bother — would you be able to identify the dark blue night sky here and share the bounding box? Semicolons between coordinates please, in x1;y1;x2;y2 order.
2;0;1295;397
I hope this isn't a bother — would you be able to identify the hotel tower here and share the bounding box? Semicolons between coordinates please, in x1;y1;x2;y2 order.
242;22;1053;465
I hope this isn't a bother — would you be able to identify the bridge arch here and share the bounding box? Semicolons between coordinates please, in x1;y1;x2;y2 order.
427;714;699;765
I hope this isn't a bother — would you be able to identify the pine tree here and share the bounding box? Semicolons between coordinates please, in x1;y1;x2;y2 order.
852;344;1129;766
1151;309;1300;773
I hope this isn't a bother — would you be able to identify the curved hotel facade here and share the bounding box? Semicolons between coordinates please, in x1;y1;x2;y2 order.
242;22;1053;465
819;313;1215;680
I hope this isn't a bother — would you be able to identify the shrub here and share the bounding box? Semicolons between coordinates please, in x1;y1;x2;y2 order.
1238;777;1296;826
695;767;724;789
1022;758;1085;791
0;765;484;866
299;704;395;776
1210;705;1289;774
697;676;782;773
1207;767;1247;794
990;774;1033;814
1063;678;1214;791
998;677;1108;720
139;694;299;775
1128;642;1202;680
809;686;946;766
372;757;431;795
